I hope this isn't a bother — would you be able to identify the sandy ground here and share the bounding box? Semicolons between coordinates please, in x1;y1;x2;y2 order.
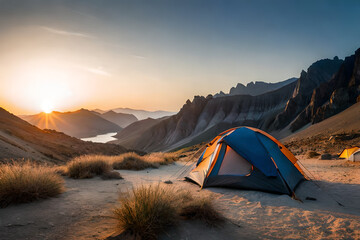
1;158;360;240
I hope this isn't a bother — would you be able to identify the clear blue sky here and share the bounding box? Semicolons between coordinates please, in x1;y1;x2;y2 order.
1;0;360;114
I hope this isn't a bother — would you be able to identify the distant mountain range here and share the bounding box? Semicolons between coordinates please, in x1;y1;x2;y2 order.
93;110;138;128
110;116;169;148
0;108;126;163
107;108;176;120
113;49;360;152
214;77;298;97
20;109;141;138
20;109;122;138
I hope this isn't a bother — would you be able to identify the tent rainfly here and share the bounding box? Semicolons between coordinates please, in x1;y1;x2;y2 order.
186;127;308;196
339;147;360;160
349;149;360;162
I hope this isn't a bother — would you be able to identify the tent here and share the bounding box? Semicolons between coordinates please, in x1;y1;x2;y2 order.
186;127;307;195
339;147;359;159
349;149;360;162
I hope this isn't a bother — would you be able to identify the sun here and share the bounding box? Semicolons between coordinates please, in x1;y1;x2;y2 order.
41;100;54;114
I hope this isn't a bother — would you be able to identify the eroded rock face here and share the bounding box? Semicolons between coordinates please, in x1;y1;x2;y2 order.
273;57;343;130
291;48;360;131
115;49;360;152
125;82;297;152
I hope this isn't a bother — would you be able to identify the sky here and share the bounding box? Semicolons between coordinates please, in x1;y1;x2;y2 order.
0;0;360;115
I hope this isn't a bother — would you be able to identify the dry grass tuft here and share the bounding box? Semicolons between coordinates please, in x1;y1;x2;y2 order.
66;156;112;179
180;197;225;227
113;185;224;239
0;162;65;208
114;185;178;239
112;152;158;170
307;151;320;159
53;166;68;176
145;152;179;165
65;152;179;179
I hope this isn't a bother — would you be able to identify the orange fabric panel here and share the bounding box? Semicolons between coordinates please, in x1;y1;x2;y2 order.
191;153;212;175
203;136;221;159
218;127;236;137
206;143;222;177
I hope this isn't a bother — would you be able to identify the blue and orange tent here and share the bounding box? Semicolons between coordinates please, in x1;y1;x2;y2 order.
187;127;307;195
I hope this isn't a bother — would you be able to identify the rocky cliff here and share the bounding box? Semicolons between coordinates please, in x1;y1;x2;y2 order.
290;48;360;131
273;57;343;129
122;81;296;151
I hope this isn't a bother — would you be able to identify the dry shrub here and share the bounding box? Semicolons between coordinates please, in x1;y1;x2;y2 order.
112;152;158;170
308;151;320;158
113;185;224;239
0;162;65;208
144;152;179;165
180;197;224;227
66;156;111;179
114;185;178;239
53;166;68;176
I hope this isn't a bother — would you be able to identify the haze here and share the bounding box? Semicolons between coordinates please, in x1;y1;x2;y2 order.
1;0;360;114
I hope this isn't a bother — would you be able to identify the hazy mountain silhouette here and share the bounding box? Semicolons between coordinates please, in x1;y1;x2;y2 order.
0;108;126;163
110;108;176;120
214;77;298;97
99;110;138;128
110;117;169;148
21;109;122;138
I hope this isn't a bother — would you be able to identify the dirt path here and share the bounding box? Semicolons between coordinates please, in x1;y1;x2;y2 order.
1;159;360;239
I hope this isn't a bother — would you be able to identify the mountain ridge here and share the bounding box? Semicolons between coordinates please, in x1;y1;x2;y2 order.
0;107;127;163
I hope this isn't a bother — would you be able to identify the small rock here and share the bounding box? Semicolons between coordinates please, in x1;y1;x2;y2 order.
321;153;332;160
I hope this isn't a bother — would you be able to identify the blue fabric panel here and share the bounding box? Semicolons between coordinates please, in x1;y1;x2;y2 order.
208;144;227;177
204;168;289;194
222;127;277;176
196;150;205;166
256;133;304;191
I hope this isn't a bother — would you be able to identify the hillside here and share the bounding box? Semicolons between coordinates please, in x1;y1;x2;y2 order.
100;110;138;128
0;107;127;163
21;109;122;138
110;117;166;148
283;101;360;155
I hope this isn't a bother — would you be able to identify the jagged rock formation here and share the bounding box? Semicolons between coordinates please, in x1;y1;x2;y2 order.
273;57;343;129
114;49;360;153
290;49;360;131
119;82;296;152
214;78;297;97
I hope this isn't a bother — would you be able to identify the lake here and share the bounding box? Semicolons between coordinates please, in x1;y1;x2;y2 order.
81;132;118;143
